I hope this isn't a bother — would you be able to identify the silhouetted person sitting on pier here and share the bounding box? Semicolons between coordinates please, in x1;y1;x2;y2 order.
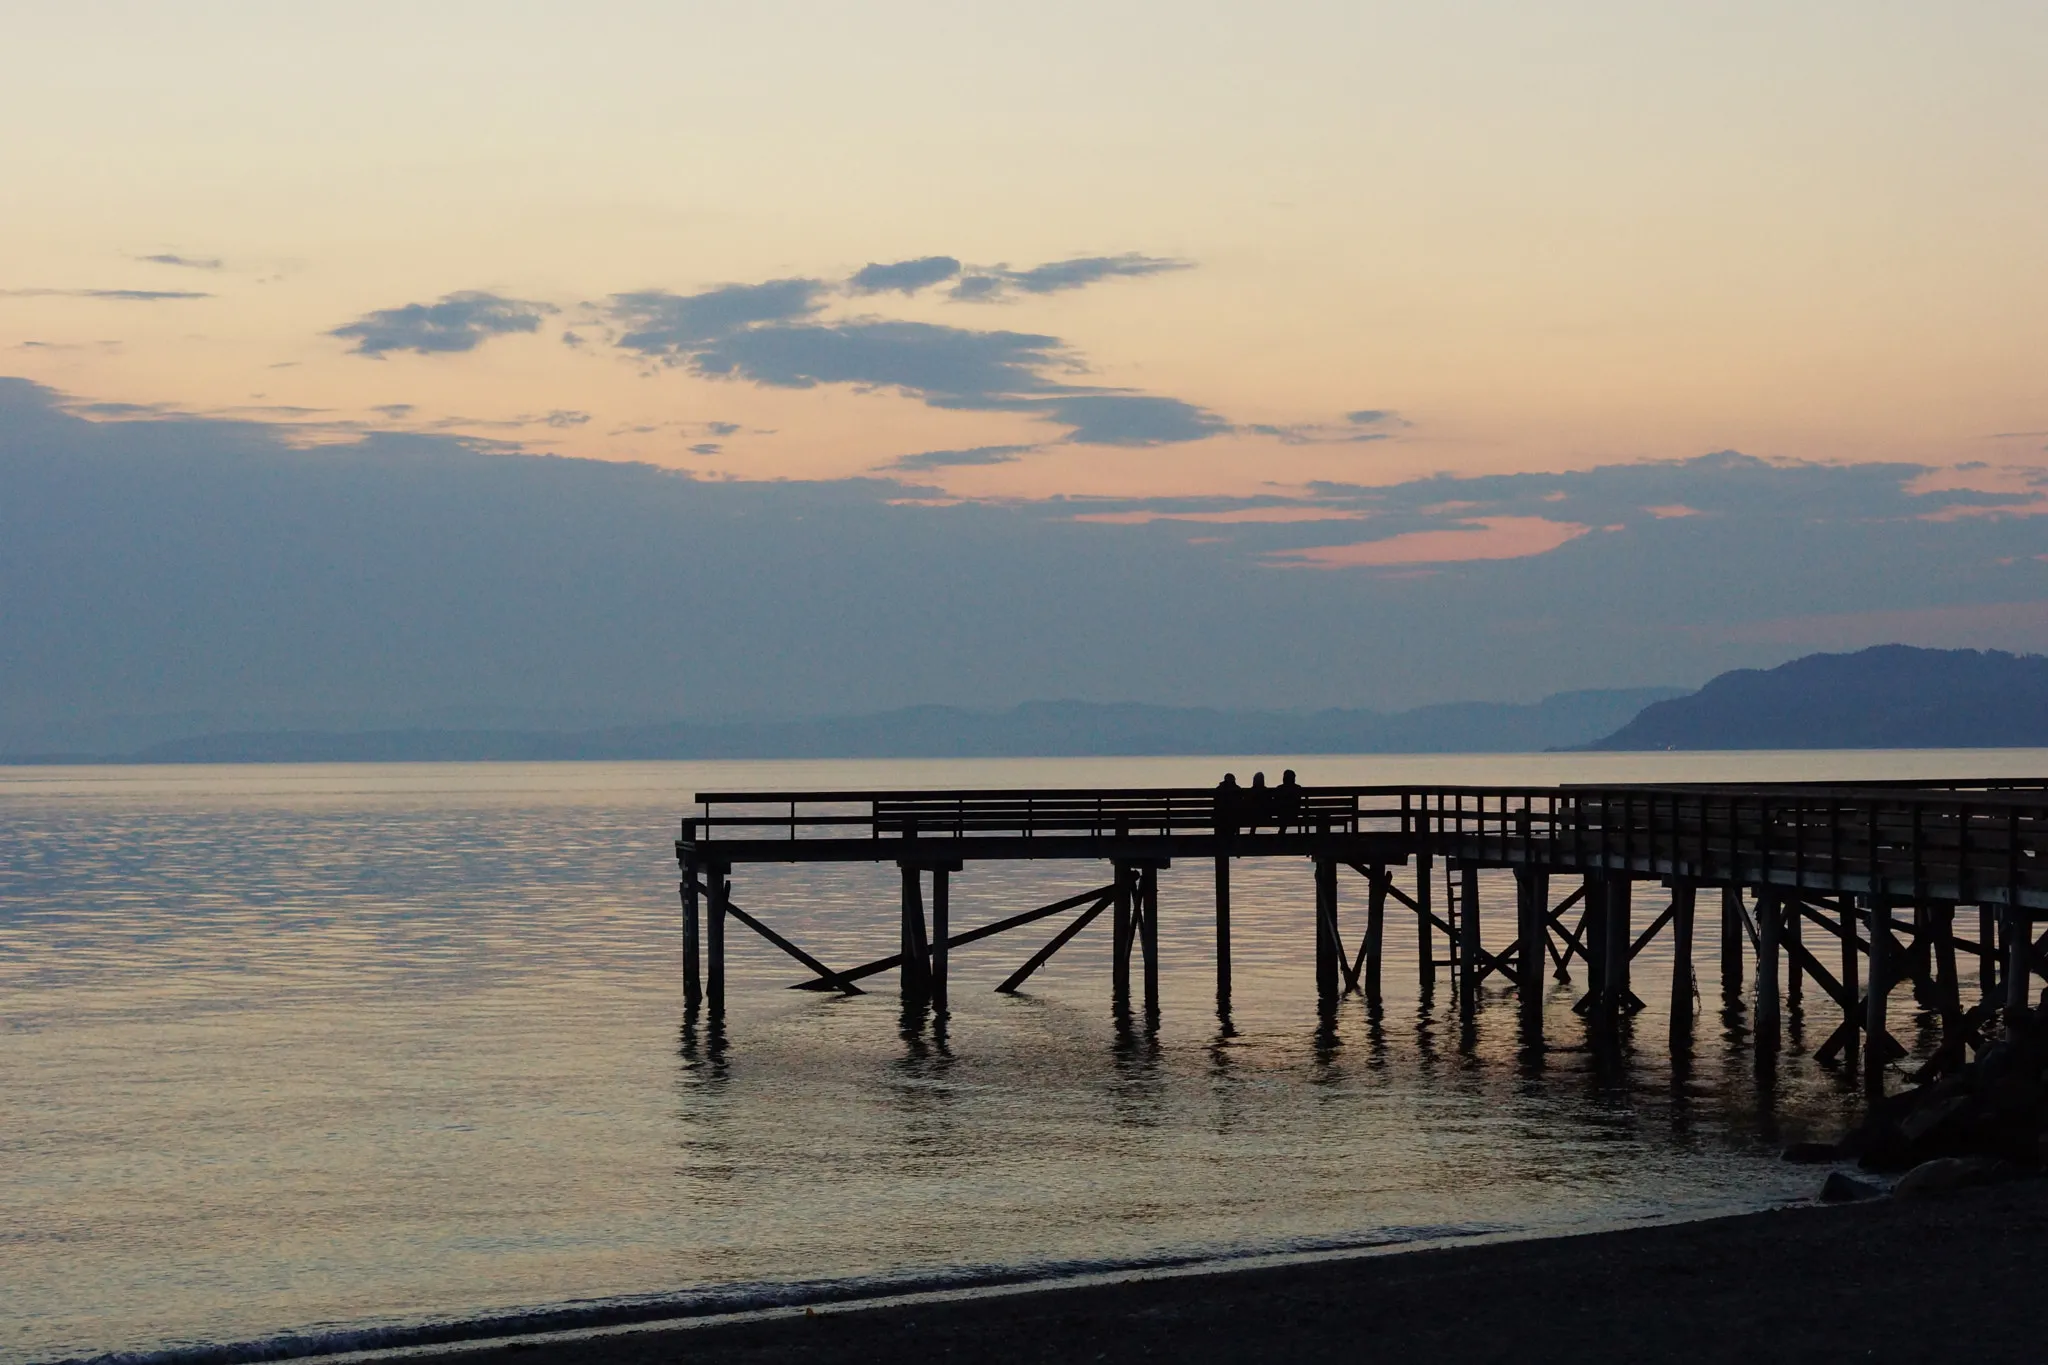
1215;772;1241;833
1248;771;1269;831
1278;769;1303;832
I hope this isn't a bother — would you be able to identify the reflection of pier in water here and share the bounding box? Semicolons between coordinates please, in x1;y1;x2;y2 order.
677;781;2048;1092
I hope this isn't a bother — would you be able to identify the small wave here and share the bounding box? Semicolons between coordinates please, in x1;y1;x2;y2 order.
41;1221;1517;1365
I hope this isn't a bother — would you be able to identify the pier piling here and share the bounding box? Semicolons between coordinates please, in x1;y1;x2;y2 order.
1364;865;1388;1008
1517;867;1546;1036
1720;885;1745;1003
931;867;950;1015
1416;857;1435;998
1139;865;1160;1015
1214;853;1232;1014
1669;880;1695;1044
706;862;728;1015
1756;889;1782;1044
1314;858;1339;1005
681;848;702;1010
1458;862;1481;1017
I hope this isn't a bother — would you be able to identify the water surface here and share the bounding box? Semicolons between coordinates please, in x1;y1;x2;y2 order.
5;751;2039;1363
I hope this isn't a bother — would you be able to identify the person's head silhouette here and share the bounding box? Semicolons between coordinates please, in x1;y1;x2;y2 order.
1282;769;1298;786
1219;772;1239;788
1252;771;1267;788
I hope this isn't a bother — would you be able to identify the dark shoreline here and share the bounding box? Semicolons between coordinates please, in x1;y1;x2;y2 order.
415;1183;2048;1365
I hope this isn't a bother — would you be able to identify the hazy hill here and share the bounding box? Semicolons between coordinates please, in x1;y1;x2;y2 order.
38;688;1685;764
1587;646;2048;750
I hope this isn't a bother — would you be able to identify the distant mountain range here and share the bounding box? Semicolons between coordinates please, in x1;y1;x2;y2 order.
9;646;2045;763
7;689;1681;764
1585;645;2048;750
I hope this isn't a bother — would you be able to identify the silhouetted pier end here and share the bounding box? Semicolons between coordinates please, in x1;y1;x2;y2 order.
677;778;2048;1095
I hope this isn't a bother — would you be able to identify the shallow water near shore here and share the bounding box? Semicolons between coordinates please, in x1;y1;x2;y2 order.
5;751;2041;1365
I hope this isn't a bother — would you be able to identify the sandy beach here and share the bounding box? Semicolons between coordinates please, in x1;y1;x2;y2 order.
432;1181;2048;1365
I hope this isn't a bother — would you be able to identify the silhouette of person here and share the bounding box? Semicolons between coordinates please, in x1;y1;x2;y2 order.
1215;772;1240;834
1279;769;1303;832
1250;771;1268;831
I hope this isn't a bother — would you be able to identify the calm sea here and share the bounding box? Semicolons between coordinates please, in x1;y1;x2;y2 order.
6;751;2042;1364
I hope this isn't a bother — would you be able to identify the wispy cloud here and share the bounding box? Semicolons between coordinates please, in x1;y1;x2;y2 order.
2;288;211;301
1246;410;1403;446
849;256;961;295
949;253;1189;302
888;443;1039;471
137;253;224;271
608;279;822;353
604;273;1225;447
331;290;555;357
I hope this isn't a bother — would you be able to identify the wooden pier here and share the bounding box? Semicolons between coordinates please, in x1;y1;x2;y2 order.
676;780;2048;1091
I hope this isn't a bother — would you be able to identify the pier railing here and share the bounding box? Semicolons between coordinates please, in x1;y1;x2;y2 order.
683;781;2048;908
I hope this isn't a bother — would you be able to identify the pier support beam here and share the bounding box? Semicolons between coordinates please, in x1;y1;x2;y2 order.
1315;857;1340;1005
706;862;728;1015
1517;868;1547;1038
1415;856;1435;997
1669;880;1696;1044
1785;890;1804;1011
1910;903;1936;1008
1364;865;1388;1008
1839;896;1861;1051
2006;904;2031;1014
1720;885;1745;1003
1931;902;1960;1016
1980;904;1999;1000
1866;892;1893;1094
1458;862;1482;1017
1603;875;1632;1023
899;864;930;1004
1582;875;1608;1018
1755;888;1782;1043
1139;865;1160;1014
1112;863;1134;1010
681;857;702;1010
1214;853;1232;1015
931;866;950;1015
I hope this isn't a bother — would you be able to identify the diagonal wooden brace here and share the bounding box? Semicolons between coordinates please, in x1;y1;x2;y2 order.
997;893;1114;994
791;883;1115;990
688;879;864;995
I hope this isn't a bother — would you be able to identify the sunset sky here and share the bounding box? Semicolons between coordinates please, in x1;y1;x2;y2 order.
10;2;2046;497
5;2;2048;733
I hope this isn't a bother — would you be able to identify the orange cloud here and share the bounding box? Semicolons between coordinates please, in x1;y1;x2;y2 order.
1266;516;1592;569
